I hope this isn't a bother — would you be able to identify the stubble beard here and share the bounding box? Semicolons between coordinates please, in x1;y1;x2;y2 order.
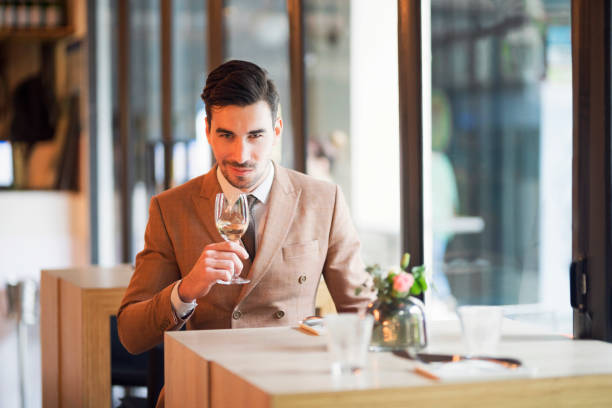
221;162;264;191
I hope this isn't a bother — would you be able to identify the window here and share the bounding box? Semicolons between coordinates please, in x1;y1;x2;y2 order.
304;0;401;267
171;0;210;185
426;0;572;333
225;0;293;169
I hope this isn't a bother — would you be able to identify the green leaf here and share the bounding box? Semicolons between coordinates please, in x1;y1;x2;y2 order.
411;265;425;277
410;284;422;295
417;276;428;292
401;253;411;270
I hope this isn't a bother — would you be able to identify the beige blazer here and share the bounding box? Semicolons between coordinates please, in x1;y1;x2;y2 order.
118;162;374;355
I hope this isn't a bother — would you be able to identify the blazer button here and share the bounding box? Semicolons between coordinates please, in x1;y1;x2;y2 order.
232;310;242;320
274;310;285;319
298;275;307;284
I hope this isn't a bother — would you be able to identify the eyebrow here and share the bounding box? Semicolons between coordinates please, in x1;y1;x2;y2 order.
215;127;266;135
215;127;234;135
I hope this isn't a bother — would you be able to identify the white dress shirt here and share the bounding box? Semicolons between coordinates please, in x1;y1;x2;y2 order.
171;161;275;319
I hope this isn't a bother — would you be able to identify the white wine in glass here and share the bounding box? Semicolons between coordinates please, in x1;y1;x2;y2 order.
214;193;251;285
216;220;248;242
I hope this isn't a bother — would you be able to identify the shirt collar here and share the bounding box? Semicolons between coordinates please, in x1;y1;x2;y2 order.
216;161;274;204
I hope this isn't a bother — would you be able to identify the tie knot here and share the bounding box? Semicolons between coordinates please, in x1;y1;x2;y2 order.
247;194;257;208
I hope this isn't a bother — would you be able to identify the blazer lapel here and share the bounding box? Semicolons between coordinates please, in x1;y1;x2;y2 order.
192;165;224;242
236;164;300;305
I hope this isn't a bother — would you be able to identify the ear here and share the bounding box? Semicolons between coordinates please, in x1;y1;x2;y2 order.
273;117;283;145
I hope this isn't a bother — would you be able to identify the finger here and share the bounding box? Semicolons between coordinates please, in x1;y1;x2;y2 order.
228;240;250;259
207;251;244;273
199;248;235;264
206;267;232;283
207;258;235;274
209;240;249;259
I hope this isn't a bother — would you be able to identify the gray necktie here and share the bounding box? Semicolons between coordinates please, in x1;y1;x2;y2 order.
242;194;257;259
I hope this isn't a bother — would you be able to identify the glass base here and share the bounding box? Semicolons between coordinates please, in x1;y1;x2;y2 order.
369;344;404;352
369;344;423;352
216;277;250;285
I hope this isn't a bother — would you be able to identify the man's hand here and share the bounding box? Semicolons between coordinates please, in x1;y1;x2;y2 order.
178;241;249;302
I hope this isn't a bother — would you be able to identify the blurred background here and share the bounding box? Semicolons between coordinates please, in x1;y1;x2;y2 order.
0;0;573;406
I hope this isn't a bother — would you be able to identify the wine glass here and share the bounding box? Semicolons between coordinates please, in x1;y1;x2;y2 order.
214;193;251;285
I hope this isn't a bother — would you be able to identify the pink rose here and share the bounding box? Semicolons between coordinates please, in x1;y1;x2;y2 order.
393;272;414;293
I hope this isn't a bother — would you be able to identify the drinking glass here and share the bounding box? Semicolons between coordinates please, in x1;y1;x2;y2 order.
457;305;503;356
322;313;374;375
214;193;251;285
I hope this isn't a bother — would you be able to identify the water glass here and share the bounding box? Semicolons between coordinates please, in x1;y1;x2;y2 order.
322;313;373;375
457;305;503;356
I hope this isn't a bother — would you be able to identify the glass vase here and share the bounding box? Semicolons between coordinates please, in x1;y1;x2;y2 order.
368;296;428;351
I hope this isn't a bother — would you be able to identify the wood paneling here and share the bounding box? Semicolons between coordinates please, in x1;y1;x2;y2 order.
397;0;424;265
40;272;60;408
41;266;132;408
210;362;270;408
287;0;306;173
82;286;127;406
58;279;83;407
207;0;224;72
165;333;209;408
161;0;173;191
269;376;612;408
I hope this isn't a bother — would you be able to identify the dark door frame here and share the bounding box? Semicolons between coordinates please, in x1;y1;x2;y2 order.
571;0;612;342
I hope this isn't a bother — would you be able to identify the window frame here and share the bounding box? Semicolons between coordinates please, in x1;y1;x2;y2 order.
571;0;612;341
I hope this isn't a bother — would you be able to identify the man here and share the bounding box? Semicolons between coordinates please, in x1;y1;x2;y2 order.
117;60;373;406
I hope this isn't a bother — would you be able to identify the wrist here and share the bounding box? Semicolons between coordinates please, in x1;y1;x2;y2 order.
177;278;195;303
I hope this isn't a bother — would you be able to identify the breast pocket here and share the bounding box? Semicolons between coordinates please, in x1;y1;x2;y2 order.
282;239;319;261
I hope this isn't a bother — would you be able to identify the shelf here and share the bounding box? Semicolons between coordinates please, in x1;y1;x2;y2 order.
0;26;74;40
0;0;84;40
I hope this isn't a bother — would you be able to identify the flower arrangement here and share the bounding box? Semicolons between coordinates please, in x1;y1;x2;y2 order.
358;253;429;351
357;253;428;305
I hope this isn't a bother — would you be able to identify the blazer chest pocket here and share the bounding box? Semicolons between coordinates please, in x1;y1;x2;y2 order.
282;240;319;261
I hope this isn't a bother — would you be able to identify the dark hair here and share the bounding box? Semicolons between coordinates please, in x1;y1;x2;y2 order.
201;60;280;127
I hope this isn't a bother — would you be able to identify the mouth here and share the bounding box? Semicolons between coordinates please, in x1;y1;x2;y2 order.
228;165;254;177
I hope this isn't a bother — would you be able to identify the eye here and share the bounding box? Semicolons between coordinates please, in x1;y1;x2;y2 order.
249;133;264;139
218;133;233;139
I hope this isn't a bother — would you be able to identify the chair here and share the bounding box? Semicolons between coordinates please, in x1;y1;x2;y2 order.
110;316;164;408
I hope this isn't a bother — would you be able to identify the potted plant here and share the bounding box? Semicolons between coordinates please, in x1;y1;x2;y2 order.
357;253;428;351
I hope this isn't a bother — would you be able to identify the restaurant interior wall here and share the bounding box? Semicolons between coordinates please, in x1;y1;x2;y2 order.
0;1;90;407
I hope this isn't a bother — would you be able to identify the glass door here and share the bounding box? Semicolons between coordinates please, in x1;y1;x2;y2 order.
425;0;572;333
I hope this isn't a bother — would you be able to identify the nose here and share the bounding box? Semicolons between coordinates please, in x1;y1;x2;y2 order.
230;137;250;164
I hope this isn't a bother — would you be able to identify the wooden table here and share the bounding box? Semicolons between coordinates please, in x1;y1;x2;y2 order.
40;265;133;408
165;320;612;407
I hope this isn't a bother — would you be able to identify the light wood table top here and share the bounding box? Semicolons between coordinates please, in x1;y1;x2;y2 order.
42;264;133;289
165;319;612;407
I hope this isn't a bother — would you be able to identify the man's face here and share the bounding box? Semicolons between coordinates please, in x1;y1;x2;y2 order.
206;100;282;191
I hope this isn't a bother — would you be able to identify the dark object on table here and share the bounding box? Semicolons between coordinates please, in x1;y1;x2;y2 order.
392;350;522;369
